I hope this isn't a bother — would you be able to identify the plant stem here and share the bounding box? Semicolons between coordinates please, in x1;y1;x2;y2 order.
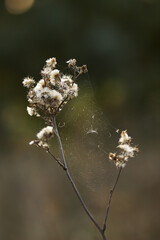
52;116;106;240
102;167;122;233
47;150;66;170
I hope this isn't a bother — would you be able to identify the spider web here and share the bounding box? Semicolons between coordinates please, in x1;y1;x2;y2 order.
56;76;119;217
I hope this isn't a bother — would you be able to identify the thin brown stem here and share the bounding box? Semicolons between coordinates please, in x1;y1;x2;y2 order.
47;150;66;170
52;116;106;240
102;167;122;233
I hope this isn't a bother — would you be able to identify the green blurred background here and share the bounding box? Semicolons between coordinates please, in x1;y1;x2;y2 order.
0;0;160;239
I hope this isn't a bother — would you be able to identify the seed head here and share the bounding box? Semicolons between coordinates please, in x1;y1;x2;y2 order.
23;77;35;88
109;130;139;168
23;57;87;149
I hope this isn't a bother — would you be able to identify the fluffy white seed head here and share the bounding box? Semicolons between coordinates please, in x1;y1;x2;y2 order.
35;87;62;103
29;140;49;150
109;130;139;168
70;83;78;98
117;144;135;157
119;130;131;144
50;69;60;85
50;89;63;101
41;67;52;76
37;126;53;140
46;57;57;68
23;77;35;88
33;80;45;93
27;106;34;116
116;161;126;168
61;75;73;83
66;59;77;67
27;106;40;117
37;141;49;150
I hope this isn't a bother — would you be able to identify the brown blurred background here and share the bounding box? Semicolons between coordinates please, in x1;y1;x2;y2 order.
0;0;160;239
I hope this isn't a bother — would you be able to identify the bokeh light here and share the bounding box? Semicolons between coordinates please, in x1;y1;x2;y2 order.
5;0;34;14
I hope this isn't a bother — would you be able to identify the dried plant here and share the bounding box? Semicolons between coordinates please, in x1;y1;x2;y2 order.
23;57;139;240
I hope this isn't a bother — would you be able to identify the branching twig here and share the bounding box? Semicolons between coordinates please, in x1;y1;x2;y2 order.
47;150;66;170
52;116;106;240
102;167;122;233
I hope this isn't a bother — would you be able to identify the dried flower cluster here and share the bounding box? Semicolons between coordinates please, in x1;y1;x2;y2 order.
29;126;54;150
23;57;87;149
109;130;139;168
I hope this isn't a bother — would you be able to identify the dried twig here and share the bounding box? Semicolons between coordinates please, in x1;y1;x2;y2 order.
102;167;122;233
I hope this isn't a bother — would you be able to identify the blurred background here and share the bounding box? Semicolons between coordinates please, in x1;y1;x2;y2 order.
0;0;160;239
